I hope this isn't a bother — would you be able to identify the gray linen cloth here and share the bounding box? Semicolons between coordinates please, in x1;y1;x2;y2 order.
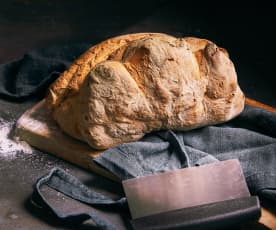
32;105;275;229
94;105;276;200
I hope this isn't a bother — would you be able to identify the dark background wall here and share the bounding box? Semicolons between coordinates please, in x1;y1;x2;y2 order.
0;0;275;106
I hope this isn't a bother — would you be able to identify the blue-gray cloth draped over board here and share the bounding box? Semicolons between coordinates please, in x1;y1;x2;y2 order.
95;105;276;200
33;106;276;229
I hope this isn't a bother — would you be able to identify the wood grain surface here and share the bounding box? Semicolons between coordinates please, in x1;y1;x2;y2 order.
245;97;276;113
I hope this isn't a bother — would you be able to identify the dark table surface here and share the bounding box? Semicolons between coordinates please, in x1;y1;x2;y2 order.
0;1;275;229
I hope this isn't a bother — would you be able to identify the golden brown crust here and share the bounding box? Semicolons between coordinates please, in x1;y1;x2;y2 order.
46;33;174;111
46;33;245;149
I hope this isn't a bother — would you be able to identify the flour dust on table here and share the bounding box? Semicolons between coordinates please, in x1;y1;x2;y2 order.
0;118;33;160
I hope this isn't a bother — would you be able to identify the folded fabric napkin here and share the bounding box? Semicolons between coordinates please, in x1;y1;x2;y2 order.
94;105;276;199
32;105;276;229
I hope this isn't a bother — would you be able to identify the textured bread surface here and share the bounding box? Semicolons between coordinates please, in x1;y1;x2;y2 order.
46;33;245;149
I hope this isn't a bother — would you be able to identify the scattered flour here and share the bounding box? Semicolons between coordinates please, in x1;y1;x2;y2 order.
0;119;33;160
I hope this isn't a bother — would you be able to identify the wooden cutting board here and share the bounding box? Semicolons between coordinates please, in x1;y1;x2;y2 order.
15;98;276;229
15;98;275;181
15;99;119;182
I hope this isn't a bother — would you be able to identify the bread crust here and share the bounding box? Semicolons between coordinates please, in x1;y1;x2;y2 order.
46;33;245;149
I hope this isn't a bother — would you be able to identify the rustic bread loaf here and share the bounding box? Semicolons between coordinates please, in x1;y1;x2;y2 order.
46;33;245;149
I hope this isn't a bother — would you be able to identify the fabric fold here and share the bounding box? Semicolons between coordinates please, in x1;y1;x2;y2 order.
0;44;90;100
95;106;276;200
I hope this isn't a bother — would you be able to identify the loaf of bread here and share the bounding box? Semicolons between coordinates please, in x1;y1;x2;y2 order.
46;33;245;149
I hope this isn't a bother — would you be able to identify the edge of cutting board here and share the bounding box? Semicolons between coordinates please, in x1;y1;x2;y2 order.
15;99;119;182
245;97;276;113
